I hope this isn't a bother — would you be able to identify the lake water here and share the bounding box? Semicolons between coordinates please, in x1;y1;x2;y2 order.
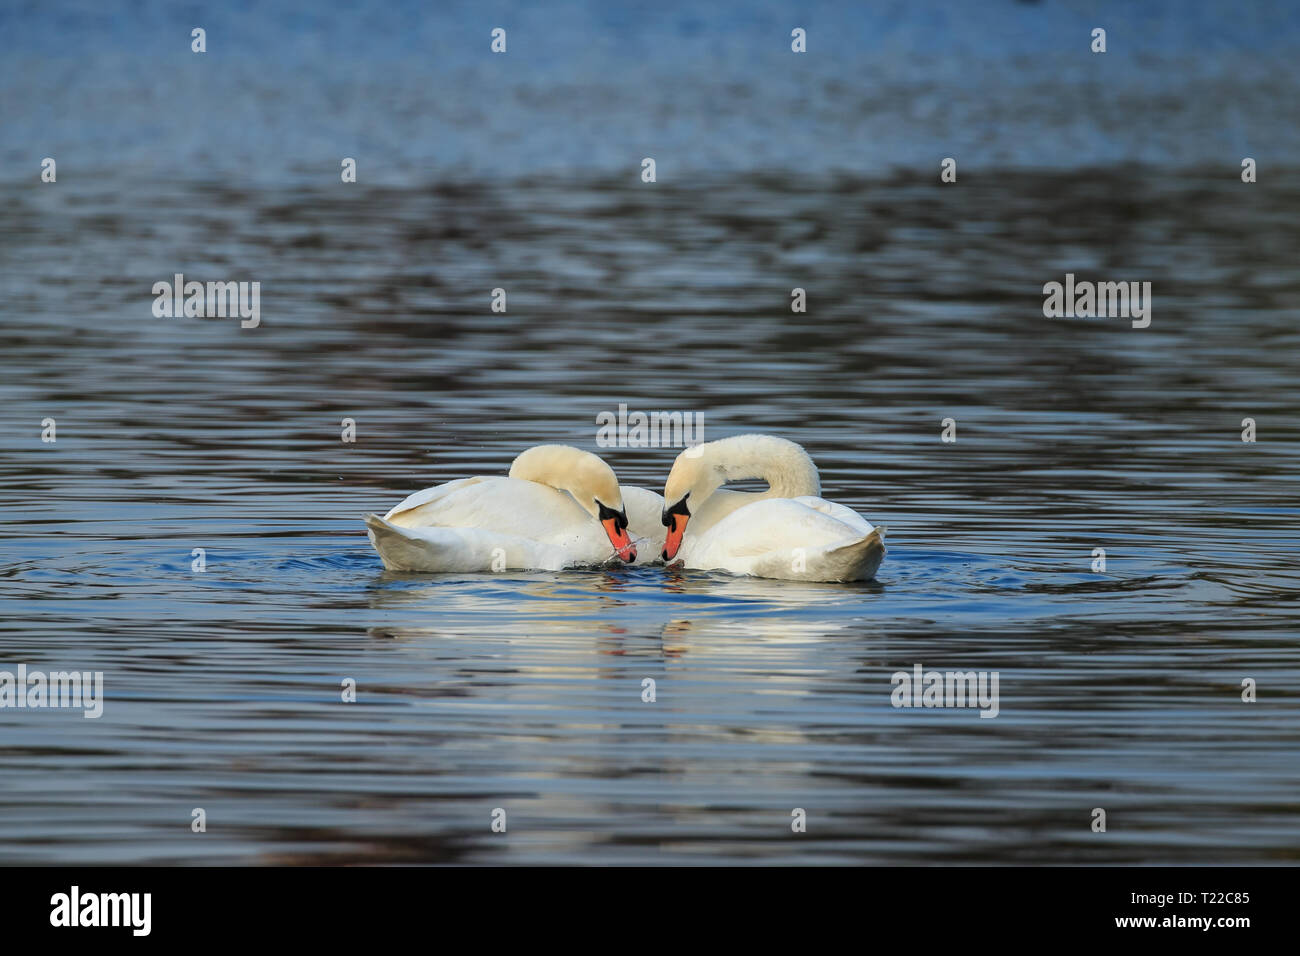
1;0;1299;864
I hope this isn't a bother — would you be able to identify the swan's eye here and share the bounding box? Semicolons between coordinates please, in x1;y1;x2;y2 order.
661;496;690;526
596;501;628;531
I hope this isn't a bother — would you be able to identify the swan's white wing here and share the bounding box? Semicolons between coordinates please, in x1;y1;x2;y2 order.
385;477;588;539
366;514;570;572
790;495;876;537
386;476;489;518
681;496;884;582
372;476;621;569
685;497;863;557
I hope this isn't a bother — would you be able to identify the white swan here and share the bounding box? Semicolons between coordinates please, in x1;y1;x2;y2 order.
365;445;665;572
659;434;885;582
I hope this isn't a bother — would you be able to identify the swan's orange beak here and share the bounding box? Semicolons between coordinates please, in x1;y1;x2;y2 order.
662;512;688;561
601;516;636;563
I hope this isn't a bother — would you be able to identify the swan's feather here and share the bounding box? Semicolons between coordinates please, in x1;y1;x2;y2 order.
368;476;665;572
679;493;885;581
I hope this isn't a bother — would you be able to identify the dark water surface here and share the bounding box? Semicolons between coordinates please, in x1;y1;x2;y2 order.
2;168;1298;863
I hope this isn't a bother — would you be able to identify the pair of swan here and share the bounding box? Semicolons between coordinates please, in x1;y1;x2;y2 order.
365;434;885;582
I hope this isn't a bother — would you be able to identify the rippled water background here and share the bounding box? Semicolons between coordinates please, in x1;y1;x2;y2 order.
2;0;1299;864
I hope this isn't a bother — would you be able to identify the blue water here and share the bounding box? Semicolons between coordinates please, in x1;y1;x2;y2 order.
3;0;1299;184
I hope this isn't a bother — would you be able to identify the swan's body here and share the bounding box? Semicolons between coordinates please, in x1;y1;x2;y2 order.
366;446;665;572
661;434;885;582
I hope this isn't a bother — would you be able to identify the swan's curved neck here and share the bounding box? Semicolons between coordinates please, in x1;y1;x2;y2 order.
709;434;820;498
508;446;567;489
508;445;616;515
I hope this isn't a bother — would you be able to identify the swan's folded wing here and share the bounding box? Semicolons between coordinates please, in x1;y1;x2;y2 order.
385;477;594;545
365;513;567;572
386;476;490;520
691;497;868;559
790;495;876;537
680;497;886;581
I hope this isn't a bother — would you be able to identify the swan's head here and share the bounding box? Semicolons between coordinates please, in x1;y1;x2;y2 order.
509;445;636;562
660;444;725;561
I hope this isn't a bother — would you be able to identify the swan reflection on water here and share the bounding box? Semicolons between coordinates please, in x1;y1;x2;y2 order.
365;565;877;654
